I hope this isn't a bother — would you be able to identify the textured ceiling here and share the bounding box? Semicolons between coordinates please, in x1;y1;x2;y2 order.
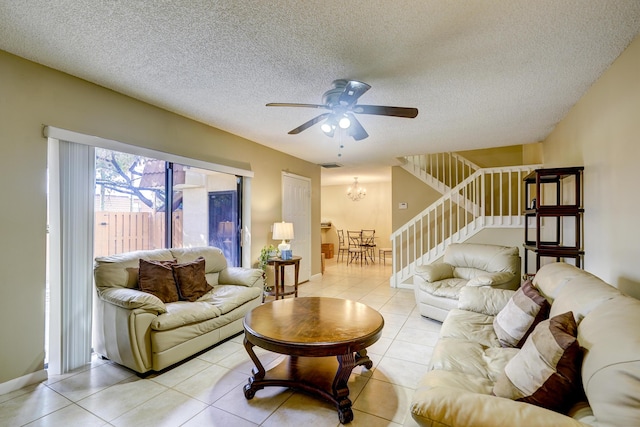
1;1;640;185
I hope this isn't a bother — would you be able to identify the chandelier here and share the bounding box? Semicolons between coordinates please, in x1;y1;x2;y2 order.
346;177;367;201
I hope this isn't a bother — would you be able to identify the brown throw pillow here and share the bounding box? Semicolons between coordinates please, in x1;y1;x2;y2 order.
138;259;179;303
493;279;551;347
173;257;212;302
493;311;582;413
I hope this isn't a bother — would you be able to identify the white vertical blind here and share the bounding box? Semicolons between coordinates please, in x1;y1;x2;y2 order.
48;139;94;373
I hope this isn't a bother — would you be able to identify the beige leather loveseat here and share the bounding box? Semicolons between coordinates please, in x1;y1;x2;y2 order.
93;246;264;374
413;243;521;321
411;262;640;426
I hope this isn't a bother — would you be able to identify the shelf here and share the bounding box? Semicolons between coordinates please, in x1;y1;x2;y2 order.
523;167;584;275
523;166;584;183
524;206;583;215
524;245;584;255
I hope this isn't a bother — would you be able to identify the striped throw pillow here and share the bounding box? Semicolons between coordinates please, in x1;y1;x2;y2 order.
493;311;582;413
493;279;550;347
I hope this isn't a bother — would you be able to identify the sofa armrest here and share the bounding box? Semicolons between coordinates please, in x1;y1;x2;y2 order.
98;287;166;314
411;387;586;427
93;298;156;374
219;267;264;288
466;271;515;287
458;286;515;316
415;262;454;283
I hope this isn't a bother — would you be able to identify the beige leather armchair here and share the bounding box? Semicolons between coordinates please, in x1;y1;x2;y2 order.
413;243;521;321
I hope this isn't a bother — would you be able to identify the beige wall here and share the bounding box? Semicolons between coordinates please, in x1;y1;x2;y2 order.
456;144;525;168
541;34;640;299
0;51;321;385
391;167;442;231
321;181;392;251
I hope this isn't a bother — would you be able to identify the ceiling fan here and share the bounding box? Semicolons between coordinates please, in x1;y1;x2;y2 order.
266;79;418;141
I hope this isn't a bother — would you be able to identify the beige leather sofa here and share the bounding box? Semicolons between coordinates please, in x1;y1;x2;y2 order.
93;246;264;374
411;262;640;426
413;243;521;321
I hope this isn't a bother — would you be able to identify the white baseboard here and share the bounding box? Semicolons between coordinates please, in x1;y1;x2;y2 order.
310;272;323;281
0;370;48;396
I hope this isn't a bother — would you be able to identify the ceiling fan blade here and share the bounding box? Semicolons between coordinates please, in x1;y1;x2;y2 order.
352;105;419;118
288;113;331;134
266;103;329;110
347;114;369;141
339;80;371;106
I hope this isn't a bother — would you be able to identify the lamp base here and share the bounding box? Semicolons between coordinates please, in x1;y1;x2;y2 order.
278;242;290;252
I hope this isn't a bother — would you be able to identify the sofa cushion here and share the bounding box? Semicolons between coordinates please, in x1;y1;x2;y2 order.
171;246;228;273
94;249;174;290
467;271;517;286
493;311;582;413
458;286;516;317
151;300;222;331
430;337;519;383
203;285;263;315
493;280;550;348
415;262;454;282
418;368;495;395
440;309;501;348
534;262;622;324
418;277;468;299
444;243;520;276
138;259;180;303
172;257;213;302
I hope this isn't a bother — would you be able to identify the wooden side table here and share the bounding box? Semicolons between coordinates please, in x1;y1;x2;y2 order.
263;256;301;301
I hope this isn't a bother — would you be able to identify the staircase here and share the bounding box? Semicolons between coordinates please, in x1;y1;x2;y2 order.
390;153;541;288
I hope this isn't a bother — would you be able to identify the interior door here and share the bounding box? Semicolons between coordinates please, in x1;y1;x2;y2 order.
282;172;311;283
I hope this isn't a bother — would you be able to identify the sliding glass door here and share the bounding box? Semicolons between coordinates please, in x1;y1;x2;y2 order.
94;147;242;265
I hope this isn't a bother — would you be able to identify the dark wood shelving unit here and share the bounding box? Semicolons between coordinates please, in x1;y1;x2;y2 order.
523;167;584;277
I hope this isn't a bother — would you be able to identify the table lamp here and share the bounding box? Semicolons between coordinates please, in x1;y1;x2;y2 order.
273;221;294;259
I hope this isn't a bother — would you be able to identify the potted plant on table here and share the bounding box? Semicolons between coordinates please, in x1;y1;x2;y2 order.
259;244;279;292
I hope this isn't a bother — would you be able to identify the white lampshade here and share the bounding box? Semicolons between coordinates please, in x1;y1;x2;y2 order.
272;221;294;251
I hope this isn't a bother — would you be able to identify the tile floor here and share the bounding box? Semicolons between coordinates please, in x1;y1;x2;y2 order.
0;257;442;426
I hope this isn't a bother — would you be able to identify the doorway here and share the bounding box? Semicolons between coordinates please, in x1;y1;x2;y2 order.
282;172;312;282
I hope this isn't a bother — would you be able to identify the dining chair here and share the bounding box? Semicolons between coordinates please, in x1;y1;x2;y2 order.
336;229;349;263
360;229;376;263
347;230;366;265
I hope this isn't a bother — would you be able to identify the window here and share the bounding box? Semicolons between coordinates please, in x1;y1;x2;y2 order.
95;148;242;264
46;126;253;374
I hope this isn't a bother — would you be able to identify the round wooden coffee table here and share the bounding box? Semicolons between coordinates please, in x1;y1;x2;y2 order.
243;297;384;424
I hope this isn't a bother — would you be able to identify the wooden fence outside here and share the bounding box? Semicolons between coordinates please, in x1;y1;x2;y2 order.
94;211;183;257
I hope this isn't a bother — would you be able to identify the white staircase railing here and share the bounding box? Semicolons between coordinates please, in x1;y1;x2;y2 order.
390;164;541;288
401;152;481;194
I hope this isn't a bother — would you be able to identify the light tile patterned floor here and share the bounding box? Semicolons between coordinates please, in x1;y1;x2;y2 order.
0;257;441;426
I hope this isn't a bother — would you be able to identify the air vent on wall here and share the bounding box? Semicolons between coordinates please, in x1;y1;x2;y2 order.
319;163;342;168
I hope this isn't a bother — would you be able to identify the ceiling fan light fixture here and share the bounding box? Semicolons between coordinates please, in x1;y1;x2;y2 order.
266;79;418;142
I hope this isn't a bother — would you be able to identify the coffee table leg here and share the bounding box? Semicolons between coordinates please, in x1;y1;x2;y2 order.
333;353;356;424
355;349;373;370
243;336;265;399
